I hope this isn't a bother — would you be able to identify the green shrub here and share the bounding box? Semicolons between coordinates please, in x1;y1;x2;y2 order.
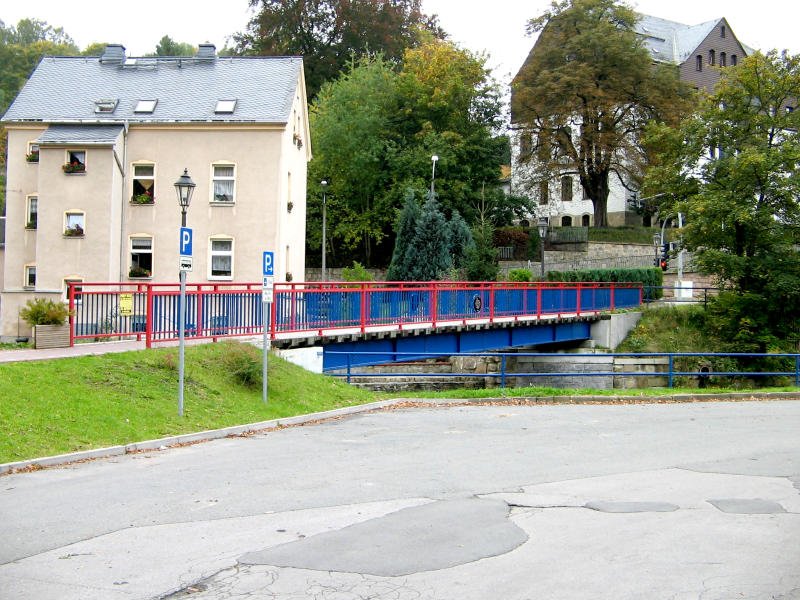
341;261;374;282
546;267;663;300
494;227;533;259
20;298;71;326
219;342;263;387
508;268;533;282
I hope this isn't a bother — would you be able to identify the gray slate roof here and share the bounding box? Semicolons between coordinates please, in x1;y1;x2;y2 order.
2;55;303;124
37;124;124;145
634;15;748;65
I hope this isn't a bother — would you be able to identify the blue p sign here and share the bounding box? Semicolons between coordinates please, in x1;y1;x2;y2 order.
263;251;274;276
180;227;192;257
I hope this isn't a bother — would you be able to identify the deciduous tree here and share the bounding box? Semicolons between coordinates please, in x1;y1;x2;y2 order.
512;0;691;226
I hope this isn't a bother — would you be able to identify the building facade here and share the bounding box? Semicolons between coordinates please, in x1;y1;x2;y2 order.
510;14;750;228
0;44;310;340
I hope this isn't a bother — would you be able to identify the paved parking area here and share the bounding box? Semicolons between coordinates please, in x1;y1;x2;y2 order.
1;400;799;599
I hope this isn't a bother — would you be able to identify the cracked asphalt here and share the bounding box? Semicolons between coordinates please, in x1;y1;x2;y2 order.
1;400;799;599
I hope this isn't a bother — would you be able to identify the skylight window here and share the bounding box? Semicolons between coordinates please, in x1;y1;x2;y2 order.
94;99;118;113
215;99;237;114
134;99;158;113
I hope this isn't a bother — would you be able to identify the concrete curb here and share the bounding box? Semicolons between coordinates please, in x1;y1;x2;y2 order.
0;398;404;476
3;393;799;475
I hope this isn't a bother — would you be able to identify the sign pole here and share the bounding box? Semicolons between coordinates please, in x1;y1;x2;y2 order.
178;268;186;416
262;298;269;404
261;251;274;405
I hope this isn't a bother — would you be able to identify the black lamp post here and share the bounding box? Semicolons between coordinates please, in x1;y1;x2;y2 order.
174;168;195;416
537;217;549;280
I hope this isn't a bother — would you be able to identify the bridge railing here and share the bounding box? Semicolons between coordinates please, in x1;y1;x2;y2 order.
325;351;800;389
68;280;642;347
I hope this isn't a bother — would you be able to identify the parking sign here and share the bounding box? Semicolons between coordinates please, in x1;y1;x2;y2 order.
180;227;193;257
263;251;274;276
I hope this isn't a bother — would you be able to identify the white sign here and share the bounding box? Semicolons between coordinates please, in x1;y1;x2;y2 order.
179;256;193;272
262;288;273;302
262;276;275;288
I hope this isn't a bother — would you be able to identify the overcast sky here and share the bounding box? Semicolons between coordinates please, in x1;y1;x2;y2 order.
3;0;799;87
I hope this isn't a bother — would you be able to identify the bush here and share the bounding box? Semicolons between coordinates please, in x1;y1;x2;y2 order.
508;268;533;282
494;227;533;259
341;261;373;282
20;298;71;326
219;342;262;387
546;267;663;300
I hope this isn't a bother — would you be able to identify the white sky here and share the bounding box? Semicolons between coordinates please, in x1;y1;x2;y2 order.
2;0;799;88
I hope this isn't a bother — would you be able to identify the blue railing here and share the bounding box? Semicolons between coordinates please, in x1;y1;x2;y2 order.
325;351;800;389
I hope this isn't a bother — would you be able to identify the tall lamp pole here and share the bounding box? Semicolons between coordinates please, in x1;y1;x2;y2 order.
537;217;549;280
430;155;438;199
320;178;328;281
174;169;195;417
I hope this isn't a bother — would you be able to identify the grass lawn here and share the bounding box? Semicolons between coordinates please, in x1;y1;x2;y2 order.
0;342;376;464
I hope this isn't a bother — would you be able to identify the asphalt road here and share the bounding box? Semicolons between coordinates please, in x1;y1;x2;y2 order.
1;400;799;599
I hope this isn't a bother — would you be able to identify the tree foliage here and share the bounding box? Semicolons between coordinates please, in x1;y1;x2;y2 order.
386;190;423;280
512;0;692;226
234;0;443;99
644;50;800;350
148;35;195;57
308;40;506;267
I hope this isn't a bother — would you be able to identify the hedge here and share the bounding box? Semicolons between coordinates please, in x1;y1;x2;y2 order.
546;267;663;300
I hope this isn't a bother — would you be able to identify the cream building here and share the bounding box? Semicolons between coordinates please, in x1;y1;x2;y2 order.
0;44;310;340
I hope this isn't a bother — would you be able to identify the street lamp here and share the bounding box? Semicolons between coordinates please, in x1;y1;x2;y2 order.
537;217;549;280
174;168;195;417
652;232;662;268
430;155;439;199
320;178;328;281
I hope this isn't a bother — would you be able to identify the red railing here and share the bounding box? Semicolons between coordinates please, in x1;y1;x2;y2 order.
68;280;643;347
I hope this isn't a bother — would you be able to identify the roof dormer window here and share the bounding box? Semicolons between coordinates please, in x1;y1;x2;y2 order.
721;25;726;38
215;99;237;114
94;99;118;114
134;99;157;113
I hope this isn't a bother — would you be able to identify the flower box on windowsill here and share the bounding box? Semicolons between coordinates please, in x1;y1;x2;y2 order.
26;221;37;230
212;194;234;204
26;151;39;163
128;267;152;278
63;163;86;174
64;225;84;237
131;192;155;205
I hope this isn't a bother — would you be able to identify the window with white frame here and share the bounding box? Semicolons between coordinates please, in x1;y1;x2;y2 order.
65;150;86;172
131;164;155;203
129;237;153;277
64;278;83;303
64;211;85;236
209;237;234;279
24;265;36;288
211;164;236;203
26;142;39;163
26;196;38;229
560;176;573;202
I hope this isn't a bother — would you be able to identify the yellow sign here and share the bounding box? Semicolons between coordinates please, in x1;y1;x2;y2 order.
119;294;133;316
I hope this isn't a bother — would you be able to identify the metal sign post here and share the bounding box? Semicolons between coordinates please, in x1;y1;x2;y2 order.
178;227;193;417
262;252;274;405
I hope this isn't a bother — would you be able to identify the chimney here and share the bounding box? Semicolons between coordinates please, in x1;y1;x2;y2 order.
196;44;217;60
100;44;126;64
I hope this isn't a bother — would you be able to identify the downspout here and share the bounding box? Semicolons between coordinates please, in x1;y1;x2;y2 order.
116;121;129;282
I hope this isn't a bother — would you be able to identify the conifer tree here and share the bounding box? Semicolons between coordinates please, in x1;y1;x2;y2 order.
407;194;452;281
386;190;422;281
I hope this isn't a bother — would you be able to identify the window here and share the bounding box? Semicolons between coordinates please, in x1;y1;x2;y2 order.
211;164;236;203
561;176;573;202
721;25;726;38
561;216;573;227
129;237;153;277
64;150;86;173
24;265;36;288
209;238;234;279
64;278;83;303
582;214;591;227
539;181;549;205
696;55;703;71
26;196;38;229
134;99;157;113
720;52;727;67
709;50;715;66
26;142;39;163
215;99;237;113
64;211;85;236
94;99;118;113
519;131;532;159
131;164;155;203
731;54;737;66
